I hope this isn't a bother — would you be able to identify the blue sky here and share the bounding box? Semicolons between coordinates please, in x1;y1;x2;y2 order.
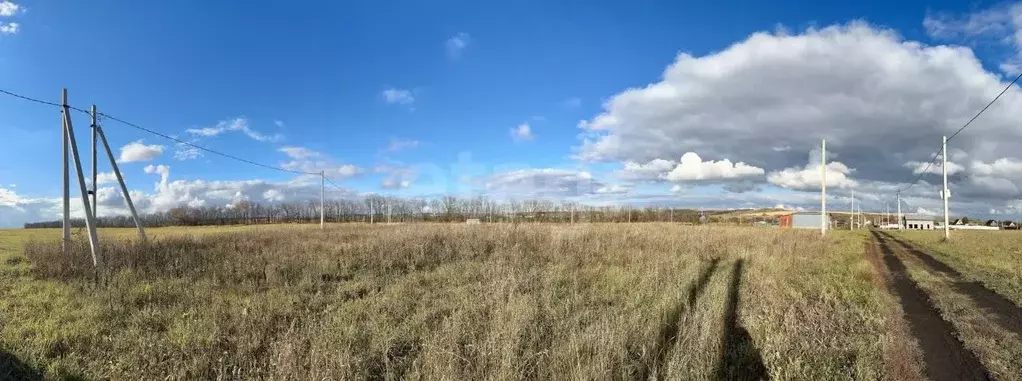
4;0;1022;227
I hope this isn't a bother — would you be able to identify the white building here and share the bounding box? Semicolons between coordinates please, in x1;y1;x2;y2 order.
902;214;935;230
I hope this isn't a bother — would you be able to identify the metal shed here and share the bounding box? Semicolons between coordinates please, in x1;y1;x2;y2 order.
782;212;832;229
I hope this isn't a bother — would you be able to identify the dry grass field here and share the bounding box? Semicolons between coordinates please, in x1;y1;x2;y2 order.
0;224;901;380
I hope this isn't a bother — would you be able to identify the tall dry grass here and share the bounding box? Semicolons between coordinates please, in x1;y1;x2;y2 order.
3;224;886;380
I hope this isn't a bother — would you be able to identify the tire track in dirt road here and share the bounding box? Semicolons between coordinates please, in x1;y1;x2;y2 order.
868;231;991;381
880;232;1022;336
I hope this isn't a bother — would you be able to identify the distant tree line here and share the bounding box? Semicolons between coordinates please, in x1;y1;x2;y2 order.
23;196;784;228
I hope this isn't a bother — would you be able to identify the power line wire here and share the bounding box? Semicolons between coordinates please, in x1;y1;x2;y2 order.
97;112;318;176
898;71;1022;192
0;87;319;176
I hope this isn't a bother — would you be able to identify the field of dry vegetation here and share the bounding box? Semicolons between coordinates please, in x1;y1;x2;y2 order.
1;224;888;379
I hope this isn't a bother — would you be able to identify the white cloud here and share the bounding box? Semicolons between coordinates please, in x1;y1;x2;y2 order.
970;157;1022;177
381;88;414;104
510;123;533;141
923;3;1022;73
119;140;164;162
663;152;764;182
381;178;411;189
446;32;471;59
0;22;18;35
186;118;282;142
277;146;362;179
0;1;20;17
916;207;936;215
278;146;321;160
386;139;420;152
620;159;677;181
483;169;600;198
174;146;201;161
903;160;965;175
767;159;858;190
574;21;1022;207
595;184;630;194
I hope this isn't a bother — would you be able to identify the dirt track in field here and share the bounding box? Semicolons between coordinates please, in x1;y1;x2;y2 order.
881;232;1022;336
868;231;990;381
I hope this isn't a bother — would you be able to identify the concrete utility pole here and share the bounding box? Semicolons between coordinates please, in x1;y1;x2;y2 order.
96;124;147;242
850;189;855;230
821;139;827;236
62;93;71;255
387;201;392;224
897;191;902;230
942;135;951;240
91;105;98;218
62;89;103;269
320;172;325;229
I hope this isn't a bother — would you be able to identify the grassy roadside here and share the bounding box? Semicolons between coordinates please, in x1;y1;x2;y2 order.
893;230;1022;306
1;224;889;379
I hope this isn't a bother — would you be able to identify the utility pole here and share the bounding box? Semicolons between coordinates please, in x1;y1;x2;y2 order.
316;171;320;228
62;89;103;269
821;139;827;236
370;198;374;224
942;135;951;240
96;122;147;242
90;105;97;218
897;191;902;230
850;189;855;231
62;93;71;255
387;200;392;224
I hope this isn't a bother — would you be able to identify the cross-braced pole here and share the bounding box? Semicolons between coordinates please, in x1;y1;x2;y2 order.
62;89;103;269
97;125;147;242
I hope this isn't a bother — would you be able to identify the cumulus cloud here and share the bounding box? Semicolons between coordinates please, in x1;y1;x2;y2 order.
381;88;415;105
446;32;471;59
510;123;533;141
575;21;1022;209
0;22;17;35
0;186;59;228
0;1;18;16
119;140;164;162
767;156;858;190
663;152;764;182
186;118;282;142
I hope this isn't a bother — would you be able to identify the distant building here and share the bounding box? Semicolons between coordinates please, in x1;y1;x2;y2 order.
902;214;935;230
780;212;832;229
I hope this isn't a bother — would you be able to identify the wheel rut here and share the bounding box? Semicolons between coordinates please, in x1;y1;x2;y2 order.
868;231;990;381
